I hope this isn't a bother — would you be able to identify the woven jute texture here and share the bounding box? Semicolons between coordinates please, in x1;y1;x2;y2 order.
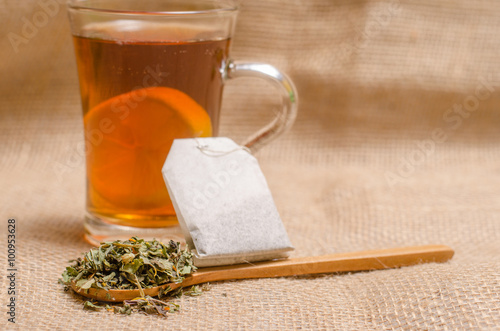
1;0;500;329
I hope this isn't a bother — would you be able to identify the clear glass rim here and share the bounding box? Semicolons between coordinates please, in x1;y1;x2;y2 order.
67;0;239;16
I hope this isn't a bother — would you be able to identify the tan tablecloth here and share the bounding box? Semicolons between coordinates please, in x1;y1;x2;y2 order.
1;0;499;329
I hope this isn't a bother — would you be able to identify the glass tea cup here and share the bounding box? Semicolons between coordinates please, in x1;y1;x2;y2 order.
67;0;298;245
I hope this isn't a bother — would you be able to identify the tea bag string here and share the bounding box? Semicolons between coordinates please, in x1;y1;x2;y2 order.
195;138;251;157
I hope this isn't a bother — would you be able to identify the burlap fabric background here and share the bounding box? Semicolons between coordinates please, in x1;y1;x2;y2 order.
1;0;500;329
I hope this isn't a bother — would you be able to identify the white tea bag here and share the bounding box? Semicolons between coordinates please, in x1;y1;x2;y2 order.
162;137;294;267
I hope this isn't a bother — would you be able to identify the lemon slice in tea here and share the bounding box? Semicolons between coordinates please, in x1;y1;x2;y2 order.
84;87;212;210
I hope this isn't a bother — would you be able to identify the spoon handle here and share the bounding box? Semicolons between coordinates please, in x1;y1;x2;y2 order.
183;245;454;287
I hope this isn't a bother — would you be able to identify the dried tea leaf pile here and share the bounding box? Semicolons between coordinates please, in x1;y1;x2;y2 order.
60;237;200;316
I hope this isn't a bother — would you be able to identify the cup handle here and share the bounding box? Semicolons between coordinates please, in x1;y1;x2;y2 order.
225;60;298;152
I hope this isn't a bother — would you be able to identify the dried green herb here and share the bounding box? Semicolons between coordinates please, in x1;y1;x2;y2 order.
62;237;195;291
184;284;210;296
121;296;179;316
61;237;198;316
81;292;189;316
83;301;112;312
77;285;209;316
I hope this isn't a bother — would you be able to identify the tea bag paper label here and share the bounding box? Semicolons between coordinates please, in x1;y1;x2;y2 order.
162;137;294;267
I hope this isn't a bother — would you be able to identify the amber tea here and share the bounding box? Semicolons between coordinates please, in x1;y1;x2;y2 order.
74;22;230;227
68;0;297;244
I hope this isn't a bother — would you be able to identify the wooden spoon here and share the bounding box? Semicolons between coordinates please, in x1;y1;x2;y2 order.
72;244;453;302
